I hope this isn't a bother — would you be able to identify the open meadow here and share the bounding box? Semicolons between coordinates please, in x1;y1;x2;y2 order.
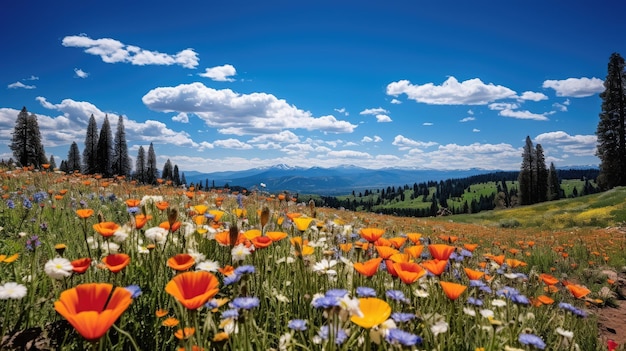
0;167;625;351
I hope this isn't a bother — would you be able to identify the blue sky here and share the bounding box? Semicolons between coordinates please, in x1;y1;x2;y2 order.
1;1;622;172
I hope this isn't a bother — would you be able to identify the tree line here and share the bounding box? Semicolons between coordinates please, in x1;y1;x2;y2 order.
8;110;186;186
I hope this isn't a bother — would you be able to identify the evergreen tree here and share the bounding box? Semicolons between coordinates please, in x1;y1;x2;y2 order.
596;52;626;189
83;114;99;174
181;172;187;186
518;136;535;205
547;162;561;201
173;165;180;185
96;115;113;177
112;115;131;177
135;146;147;183
146;142;158;184
67;141;82;173
162;159;173;180
59;160;68;173
10;107;48;168
535;144;548;203
49;155;57;170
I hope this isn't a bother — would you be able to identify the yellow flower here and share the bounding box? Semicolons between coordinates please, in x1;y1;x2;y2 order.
350;298;391;329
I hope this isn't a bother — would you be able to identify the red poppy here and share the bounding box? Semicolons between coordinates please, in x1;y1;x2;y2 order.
71;258;92;274
167;254;195;271
102;253;131;273
353;257;383;277
251;236;272;249
54;283;132;342
165;271;220;310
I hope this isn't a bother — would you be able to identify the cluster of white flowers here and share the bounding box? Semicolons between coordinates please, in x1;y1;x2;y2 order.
144;226;168;244
140;195;163;206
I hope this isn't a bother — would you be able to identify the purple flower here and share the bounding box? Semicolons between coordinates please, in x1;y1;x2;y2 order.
234;265;256;275
124;285;142;298
317;325;347;345
288;319;307;331
6;200;15;209
231;296;260;310
325;289;348;298
519;333;546;349
386;328;422;346
127;206;140;214
223;274;241;285
558;302;587;317
221;309;239;320
391;312;416;323
467;297;483;306
386;290;409;303
312;296;341;309
25;235;41;251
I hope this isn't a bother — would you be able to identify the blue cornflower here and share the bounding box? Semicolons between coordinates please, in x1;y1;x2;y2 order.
22;198;32;209
6;200;15;209
356;286;377;297
325;289;348;298
386;328;422;346
519;333;546;349
221;309;239;320
288;319;308;331
223;273;241;286
391;312;416;323
33;191;47;203
317;325;347;345
469;280;486;288
204;213;215;220
108;194;117;202
450;252;464;262
39;222;48;231
26;235;41;251
509;293;530;305
312;296;340;309
467;297;484;306
231;297;260;310
124;285;142;298
460;249;473;257
127;206;140;214
205;299;220;310
237;193;244;208
558;302;587;317
386;290;409;303
234;265;256;275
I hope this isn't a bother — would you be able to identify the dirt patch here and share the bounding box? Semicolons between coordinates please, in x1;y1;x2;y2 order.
598;299;626;347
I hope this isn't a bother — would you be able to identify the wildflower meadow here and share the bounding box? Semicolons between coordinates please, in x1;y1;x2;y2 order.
0;167;625;351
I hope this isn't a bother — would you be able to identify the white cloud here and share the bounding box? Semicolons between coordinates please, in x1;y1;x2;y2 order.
24;75;39;81
74;68;89;78
360;107;388;115
142;82;357;135
542;77;604;97
499;108;549;121
459;116;475;122
361;135;382;143
552;102;568;112
467;109;474;115
386;76;516;105
326;150;372;159
392;135;438;150
334;107;349;116
213;138;253;149
488;102;519;111
423;122;433;126
390;98;402;104
376;114;392;122
198;64;237;82
534;131;597;158
8;81;36;89
249;130;300;144
172;112;189;123
62;35;199;69
472;128;480;132
519;91;548;101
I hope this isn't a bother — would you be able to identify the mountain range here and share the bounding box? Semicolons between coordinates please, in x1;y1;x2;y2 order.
183;164;501;195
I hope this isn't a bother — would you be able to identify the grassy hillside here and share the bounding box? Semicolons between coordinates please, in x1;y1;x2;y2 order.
442;186;626;229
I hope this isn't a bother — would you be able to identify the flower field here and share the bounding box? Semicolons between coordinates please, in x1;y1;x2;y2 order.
0;168;625;350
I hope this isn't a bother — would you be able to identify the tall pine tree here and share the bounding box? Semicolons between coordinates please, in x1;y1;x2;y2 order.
10;107;48;168
83;114;99;174
162;159;173;180
112;115;131;177
173;165;180;186
135;146;147;183
518;136;535;205
547;162;561;200
596;52;626;189
67;141;82;173
535;144;548;203
96;115;113;177
146;142;158;184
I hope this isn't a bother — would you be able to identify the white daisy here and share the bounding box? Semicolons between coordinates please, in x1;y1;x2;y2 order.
0;282;27;300
44;257;73;280
196;260;220;272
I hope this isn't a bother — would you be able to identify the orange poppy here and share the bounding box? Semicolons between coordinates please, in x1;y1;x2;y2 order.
375;246;399;259
135;214;152;229
339;243;353;252
463;243;479;252
350;298;391;329
71;258;92;274
167;254;195;271
463;267;485;281
403;245;424;259
353;257;383;277
567;284;591;299
293;217;314;232
156;201;170;211
102;253;131;273
208;210;225;221
375;237;392;247
536;295;555;305
243;229;262;240
359;228;385;242
155;309;169;318
295;245;315;256
179;346;204;351
385;259;399;277
406;233;422;244
505;258;527;268
76;209;94;219
539;273;559;286
394;262;426;284
266;231;288;242
54;283;132;342
438;235;458;243
159;221;181;232
421;259;448;276
388;253;410;263
428;244;455;261
125;199;140;207
485;254;505;266
175;327;195;340
93;222;120;237
440;281;467;300
251;236;272;249
166;271;220;310
219;265;235;276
